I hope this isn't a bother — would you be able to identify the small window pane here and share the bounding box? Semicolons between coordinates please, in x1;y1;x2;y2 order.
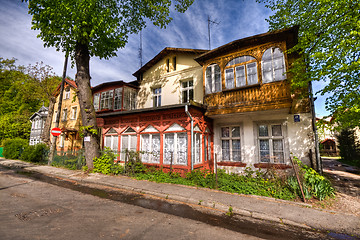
221;127;230;138
231;127;240;137
273;139;283;151
232;140;241;161
214;65;221;92
272;125;282;136
260;139;269;151
235;66;246;87
222;140;230;161
225;68;234;89
259;125;268;136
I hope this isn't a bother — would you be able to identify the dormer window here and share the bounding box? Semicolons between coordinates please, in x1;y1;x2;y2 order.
262;47;286;83
205;64;221;94
225;55;258;89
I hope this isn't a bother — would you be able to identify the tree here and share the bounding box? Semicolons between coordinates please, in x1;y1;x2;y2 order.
25;0;194;169
0;58;59;143
260;0;360;129
27;62;61;146
336;128;360;167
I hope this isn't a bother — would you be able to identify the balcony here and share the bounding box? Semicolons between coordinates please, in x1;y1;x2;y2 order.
205;81;292;116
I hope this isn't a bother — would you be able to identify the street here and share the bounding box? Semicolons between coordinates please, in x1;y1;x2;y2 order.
0;166;330;240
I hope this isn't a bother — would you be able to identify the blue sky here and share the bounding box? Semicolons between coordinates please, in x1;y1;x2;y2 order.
0;0;329;116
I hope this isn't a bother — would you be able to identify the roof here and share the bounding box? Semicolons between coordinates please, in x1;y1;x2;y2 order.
30;105;49;120
133;48;209;78
194;26;299;65
54;78;77;96
92;80;139;92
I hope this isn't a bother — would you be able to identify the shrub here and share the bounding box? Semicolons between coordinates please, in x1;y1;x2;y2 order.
3;138;28;159
21;143;49;163
337;128;360;167
92;148;123;175
291;157;335;200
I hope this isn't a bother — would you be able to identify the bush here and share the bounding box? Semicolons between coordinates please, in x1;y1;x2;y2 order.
21;143;49;163
336;128;360;167
92;148;123;175
290;157;335;200
3;138;28;159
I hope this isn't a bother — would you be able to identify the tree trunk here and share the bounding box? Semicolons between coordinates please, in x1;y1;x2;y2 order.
41;96;56;146
74;42;100;169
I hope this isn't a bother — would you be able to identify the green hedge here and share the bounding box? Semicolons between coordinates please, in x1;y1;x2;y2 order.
2;138;28;159
21;143;49;163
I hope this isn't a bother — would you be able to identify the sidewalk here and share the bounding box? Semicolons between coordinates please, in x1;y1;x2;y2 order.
1;158;359;237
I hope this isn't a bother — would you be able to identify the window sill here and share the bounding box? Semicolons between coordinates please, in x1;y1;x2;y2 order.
254;163;291;169
217;161;246;167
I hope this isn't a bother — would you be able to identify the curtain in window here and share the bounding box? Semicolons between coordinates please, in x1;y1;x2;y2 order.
177;133;188;164
164;134;174;164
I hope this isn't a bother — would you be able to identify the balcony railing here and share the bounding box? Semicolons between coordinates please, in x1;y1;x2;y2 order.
205;81;292;115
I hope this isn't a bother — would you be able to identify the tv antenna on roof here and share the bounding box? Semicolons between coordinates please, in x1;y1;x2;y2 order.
208;15;219;50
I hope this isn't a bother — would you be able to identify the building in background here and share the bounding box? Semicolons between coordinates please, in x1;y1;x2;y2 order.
51;79;83;154
29;105;48;145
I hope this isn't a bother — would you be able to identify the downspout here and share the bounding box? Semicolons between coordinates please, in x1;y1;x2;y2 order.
185;104;194;171
308;81;322;174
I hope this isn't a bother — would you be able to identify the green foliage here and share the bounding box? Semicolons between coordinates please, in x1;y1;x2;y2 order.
260;0;360;128
51;151;86;170
92;148;123;175
336;128;360;167
123;150;147;175
21;143;49;163
26;0;194;60
0;58;60;142
2;138;29;159
292;157;335;200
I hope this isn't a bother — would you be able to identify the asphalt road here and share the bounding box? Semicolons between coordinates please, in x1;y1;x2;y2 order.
0;166;330;240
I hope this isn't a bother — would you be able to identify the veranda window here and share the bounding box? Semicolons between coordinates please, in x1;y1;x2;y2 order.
262;47;286;83
100;90;114;110
205;64;221;94
104;128;119;156
120;127;137;160
164;132;188;165
114;88;123;110
258;124;284;163
93;93;100;111
123;87;137;110
225;55;258;89
141;134;160;163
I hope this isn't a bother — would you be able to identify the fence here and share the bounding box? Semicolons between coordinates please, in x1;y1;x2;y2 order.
51;150;86;170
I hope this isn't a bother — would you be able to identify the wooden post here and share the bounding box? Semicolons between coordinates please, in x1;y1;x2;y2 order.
169;152;173;175
290;157;306;202
215;154;218;189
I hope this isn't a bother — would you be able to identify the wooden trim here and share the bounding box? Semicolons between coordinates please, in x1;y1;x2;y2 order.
217;161;247;167
254;163;292;169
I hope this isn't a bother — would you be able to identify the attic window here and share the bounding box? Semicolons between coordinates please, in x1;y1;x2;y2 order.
166;59;170;72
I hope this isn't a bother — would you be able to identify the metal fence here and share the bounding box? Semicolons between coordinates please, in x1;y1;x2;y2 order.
51;150;86;170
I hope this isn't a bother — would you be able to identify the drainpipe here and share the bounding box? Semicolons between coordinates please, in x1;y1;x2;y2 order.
308;81;322;174
185;104;194;171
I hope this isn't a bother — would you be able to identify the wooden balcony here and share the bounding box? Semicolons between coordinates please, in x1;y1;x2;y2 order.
205;81;292;116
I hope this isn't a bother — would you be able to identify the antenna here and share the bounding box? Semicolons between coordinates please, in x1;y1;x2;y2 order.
139;30;143;68
208;15;219;50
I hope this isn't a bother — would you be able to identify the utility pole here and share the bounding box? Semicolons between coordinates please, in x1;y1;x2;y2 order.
48;53;68;165
208;15;219;50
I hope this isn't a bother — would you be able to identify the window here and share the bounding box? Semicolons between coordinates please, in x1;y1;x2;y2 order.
173;57;176;71
59;134;65;148
164;133;188;165
64;88;70;99
205;64;221;94
221;126;241;161
62;109;68;121
258;124;284;163
114;88;123;110
166;59;170;72
153;88;161;107
120;128;137;160
141;134;160;163
225;55;258;89
93;93;100;111
181;80;194;103
53;111;58;122
123;87;137;110
71;106;77;120
100;90;113;110
194;133;202;164
104;129;118;155
262;47;286;83
204;135;211;162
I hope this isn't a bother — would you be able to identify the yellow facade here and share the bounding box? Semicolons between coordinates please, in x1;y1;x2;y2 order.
51;80;83;153
136;50;206;109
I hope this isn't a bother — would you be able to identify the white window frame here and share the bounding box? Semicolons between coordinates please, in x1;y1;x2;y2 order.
225;55;258;89
64;88;70;99
140;133;161;163
220;126;241;162
71;106;77;120
181;80;194;103
205;64;221;94
93;93;100;111
120;129;137;161
62;109;68;122
257;123;286;163
100;90;114;110
153;87;161;107
163;132;188;165
104;134;119;156
114;87;123;110
123;87;137;110
261;47;286;83
59;134;65;148
194;132;202;164
53;111;58;122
